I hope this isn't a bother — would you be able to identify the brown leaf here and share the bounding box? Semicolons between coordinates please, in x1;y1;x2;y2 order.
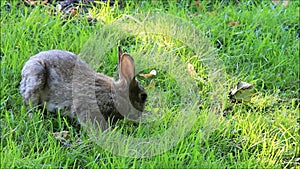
42;0;49;6
65;7;78;17
272;0;289;7
22;0;35;6
148;79;156;89
272;0;280;4
282;0;289;7
209;11;217;16
229;21;241;27
229;81;255;102
187;63;197;76
139;70;157;78
195;1;204;10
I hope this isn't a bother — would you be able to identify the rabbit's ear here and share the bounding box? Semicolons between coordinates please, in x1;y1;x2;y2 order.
118;46;123;64
118;47;135;82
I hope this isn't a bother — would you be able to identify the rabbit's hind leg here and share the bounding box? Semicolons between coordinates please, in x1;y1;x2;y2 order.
20;60;47;108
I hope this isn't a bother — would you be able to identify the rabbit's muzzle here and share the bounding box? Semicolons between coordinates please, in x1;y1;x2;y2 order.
129;79;147;111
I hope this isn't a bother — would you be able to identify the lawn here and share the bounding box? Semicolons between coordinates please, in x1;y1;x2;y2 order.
1;0;299;168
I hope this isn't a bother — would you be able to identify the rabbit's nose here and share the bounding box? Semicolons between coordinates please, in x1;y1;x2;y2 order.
140;93;147;102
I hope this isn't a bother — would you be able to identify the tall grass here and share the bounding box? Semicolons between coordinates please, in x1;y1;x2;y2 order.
1;1;299;168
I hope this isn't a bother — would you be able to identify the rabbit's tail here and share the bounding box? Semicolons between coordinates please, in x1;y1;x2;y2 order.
20;59;47;107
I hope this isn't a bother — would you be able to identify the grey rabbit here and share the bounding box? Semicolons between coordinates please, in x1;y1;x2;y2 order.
20;47;147;130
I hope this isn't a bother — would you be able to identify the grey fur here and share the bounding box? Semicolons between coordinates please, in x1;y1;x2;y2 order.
20;49;147;130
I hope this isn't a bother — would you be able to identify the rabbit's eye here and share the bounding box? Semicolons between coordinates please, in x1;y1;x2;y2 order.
140;93;147;102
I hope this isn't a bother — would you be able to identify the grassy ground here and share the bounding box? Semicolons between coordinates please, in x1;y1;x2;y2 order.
1;1;299;168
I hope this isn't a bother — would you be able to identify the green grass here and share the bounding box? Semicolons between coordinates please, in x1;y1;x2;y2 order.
1;1;299;168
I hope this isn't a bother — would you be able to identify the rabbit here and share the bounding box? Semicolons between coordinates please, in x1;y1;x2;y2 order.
20;47;147;130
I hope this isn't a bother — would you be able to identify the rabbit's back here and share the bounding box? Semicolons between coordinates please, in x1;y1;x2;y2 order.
20;50;93;112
